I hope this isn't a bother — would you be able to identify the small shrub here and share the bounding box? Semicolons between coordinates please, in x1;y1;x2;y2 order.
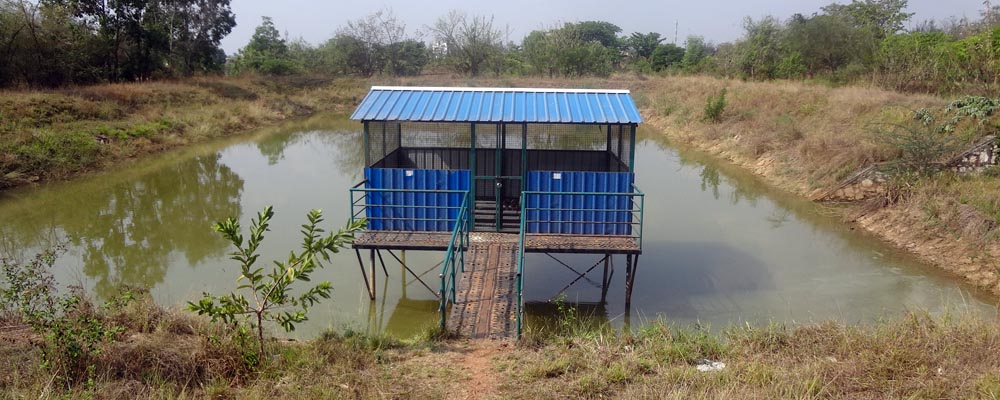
703;88;728;123
188;206;366;354
1;248;130;387
875;110;962;177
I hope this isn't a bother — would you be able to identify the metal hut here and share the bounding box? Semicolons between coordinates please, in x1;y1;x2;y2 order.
347;86;645;338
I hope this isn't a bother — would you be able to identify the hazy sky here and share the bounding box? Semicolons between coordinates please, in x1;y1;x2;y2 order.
220;0;989;54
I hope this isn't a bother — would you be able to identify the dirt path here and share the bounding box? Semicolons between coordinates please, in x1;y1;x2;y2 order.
401;339;510;399
454;341;504;399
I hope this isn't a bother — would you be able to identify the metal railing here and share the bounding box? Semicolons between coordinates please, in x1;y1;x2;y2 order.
438;191;471;330
520;184;645;245
516;194;528;338
514;183;645;338
350;180;472;232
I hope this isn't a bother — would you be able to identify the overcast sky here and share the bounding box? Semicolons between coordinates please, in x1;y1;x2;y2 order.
220;0;989;54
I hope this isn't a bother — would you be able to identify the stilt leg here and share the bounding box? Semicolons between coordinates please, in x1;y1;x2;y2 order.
356;249;373;301
624;254;634;309
369;249;377;300
377;249;388;277
600;254;610;304
400;250;407;298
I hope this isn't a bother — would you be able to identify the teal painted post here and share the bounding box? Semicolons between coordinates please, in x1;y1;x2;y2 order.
629;124;637;172
606;124;612;152
639;191;645;249
470;124;476;232
349;189;355;225
606;124;613;171
440;269;446;329
521;123;527;194
495;124;502;231
363;121;370;166
617;125;624;170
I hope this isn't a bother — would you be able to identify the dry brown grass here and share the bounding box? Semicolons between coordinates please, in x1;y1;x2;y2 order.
0;75;367;189
631;76;946;192
606;74;1000;297
3;283;1000;399
495;313;1000;399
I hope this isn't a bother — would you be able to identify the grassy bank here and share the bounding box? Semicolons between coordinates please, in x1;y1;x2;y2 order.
619;75;1000;296
2;289;998;399
0;76;366;189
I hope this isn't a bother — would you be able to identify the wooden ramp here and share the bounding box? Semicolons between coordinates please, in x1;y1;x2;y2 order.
447;243;518;339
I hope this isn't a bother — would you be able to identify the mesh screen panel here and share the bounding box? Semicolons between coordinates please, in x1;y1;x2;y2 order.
366;120;634;171
399;122;471;149
525;123;607;151
366;121;401;166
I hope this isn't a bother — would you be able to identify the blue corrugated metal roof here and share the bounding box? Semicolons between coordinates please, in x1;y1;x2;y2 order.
350;86;643;124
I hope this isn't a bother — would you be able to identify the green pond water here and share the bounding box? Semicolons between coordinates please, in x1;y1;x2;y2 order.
0;114;995;339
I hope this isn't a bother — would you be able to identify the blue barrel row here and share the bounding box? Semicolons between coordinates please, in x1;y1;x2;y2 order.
364;168;471;231
525;171;635;235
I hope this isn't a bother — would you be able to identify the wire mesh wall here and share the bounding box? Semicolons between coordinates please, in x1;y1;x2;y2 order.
365;121;634;171
525;123;606;151
366;121;400;168
400;122;473;149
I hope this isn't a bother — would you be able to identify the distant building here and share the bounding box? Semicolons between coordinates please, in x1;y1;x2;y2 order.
431;41;448;58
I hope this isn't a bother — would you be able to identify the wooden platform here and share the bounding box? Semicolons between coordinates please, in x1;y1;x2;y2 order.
353;231;640;254
446;243;518;339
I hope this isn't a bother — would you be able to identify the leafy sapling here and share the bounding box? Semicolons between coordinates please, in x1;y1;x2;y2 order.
188;206;366;353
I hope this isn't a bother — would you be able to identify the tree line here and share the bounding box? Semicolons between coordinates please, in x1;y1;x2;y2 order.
2;0;998;95
0;0;235;87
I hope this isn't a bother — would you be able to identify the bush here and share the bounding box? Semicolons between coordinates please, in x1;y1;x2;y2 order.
703;88;728;123
188;206;366;354
1;248;130;388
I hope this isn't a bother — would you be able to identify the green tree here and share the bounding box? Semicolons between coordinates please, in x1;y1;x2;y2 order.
785;13;868;75
573;20;622;48
650;43;684;71
231;16;297;75
682;35;711;70
822;0;914;39
159;0;236;75
522;22;618;77
385;39;428;76
523;29;557;76
626;32;663;60
738;16;785;79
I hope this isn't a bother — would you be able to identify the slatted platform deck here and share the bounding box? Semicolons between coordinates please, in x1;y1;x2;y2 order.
446;243;518;338
353;231;640;254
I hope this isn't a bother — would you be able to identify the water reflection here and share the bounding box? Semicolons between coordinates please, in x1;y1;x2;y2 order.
699;165;721;199
76;154;243;297
0;153;243;298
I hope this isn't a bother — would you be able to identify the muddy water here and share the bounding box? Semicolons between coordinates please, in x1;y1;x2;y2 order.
0;114;994;338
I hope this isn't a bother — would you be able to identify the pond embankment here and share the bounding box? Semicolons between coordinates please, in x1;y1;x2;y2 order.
629;75;1000;297
0;76;365;189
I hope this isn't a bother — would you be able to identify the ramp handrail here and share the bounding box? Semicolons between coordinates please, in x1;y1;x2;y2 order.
438;190;471;331
514;183;645;338
516;193;528;338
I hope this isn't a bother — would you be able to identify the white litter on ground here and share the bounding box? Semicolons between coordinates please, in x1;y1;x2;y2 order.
695;359;726;372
